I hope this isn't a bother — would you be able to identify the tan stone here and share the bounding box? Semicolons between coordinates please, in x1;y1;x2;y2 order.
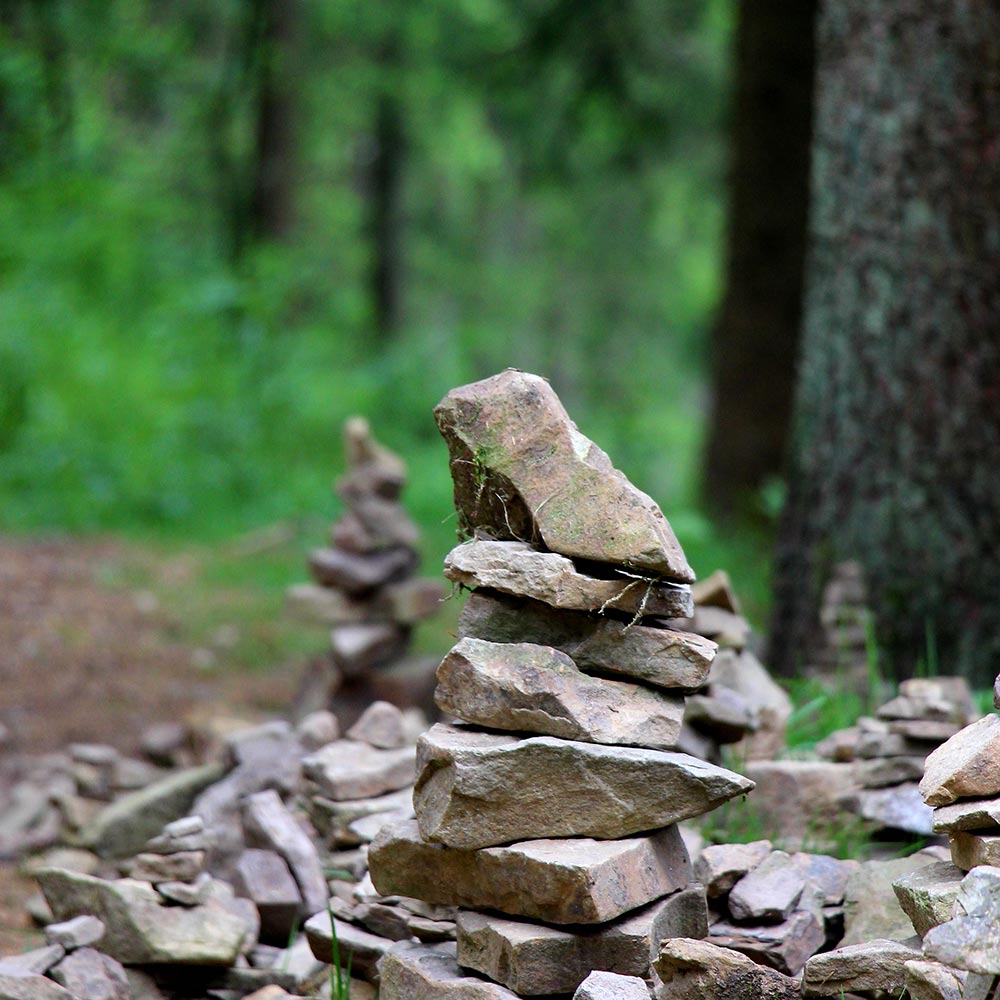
949;831;1000;871
653;938;800;1000
378;942;521;999
892;861;964;937
693;841;772;899
414;724;753;849
369;820;692;925
920;715;1000;806
932;797;1000;833
300;740;415;801
435;638;684;749
802;939;922;997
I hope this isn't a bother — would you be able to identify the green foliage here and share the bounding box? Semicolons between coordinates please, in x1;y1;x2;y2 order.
327;902;353;1000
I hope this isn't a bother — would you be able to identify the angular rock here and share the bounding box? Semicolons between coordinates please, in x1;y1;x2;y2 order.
890;718;963;741
145;814;207;854
346;701;407;749
50;947;129;1000
301;740;415;801
232;849;302;943
455;899;665;995
684;689;755;744
296;710;340;750
379;942;520;999
36;868;249;965
158;871;212;907
242;789;329;919
0;970;73;1000
932;797;1000;833
920;715;1000;806
288;578;442;626
949;831;1000;870
458;591;715;692
692;570;742;614
892;861;964;937
694;841;772;899
854;782;935;834
330;624;408;676
369;820;692;925
414;724;753;849
653;938;800;1000
44;914;105;950
436;638;684;749
302;911;395;981
126;850;205;883
0;945;65;975
308;545;416;596
575;971;651;1000
924;915;1000;975
435;370;694;580
79;762;224;859
802;938;922;997
648;885;710;959
709;908;824;976
841;852;940;945
445;540;693;617
728;851;805;923
309;787;414;848
856;756;927;788
790;854;857;905
904;959;970;1000
955;864;1000;917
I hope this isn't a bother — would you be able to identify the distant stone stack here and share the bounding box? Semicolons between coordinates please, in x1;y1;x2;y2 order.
369;371;754;998
816;677;979;836
287;417;445;723
811;561;876;685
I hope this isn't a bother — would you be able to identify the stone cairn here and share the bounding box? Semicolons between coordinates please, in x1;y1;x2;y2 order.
287;417;445;723
368;370;755;998
816;676;979;837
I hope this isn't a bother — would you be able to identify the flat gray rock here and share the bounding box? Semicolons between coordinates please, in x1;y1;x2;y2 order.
435;370;694;581
709;908;824;977
574;971;651;1000
931;796;1000;833
456;900;663;995
892;861;964;938
924;915;1000;975
308;545;415;596
955;864;1000;917
919;715;1000;806
44;914;105;950
0;971;73;1000
49;947;129;1000
414;724;753;848
790;854;858;905
458;590;715;691
232;848;302;943
303;911;395;982
369;820;691;924
728;851;805;923
803;938;922;997
346;701;408;748
855;782;934;834
903;959;972;1000
692;840;772;899
856;755;927;788
330;623;408;676
379;942;520;1000
445;540;693;617
648;885;710;961
301;740;415;801
435;637;684;749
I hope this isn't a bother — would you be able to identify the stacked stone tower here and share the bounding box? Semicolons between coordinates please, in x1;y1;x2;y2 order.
369;371;754;997
287;417;445;722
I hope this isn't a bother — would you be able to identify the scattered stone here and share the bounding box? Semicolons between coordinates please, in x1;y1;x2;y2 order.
295;710;340;750
445;539;693;617
892;861;964;937
0;970;74;1000
802;938;922;997
302;911;395;981
370;820;692;924
709;908;825;976
44;914;105;950
434;369;694;580
379;941;521;999
232;849;302;943
0;945;65;974
856;755;926;788
574;970;651;1000
413;723;752;849
920;714;1000;806
126;850;205;883
853;782;935;834
694;840;772;898
49;947;129;1000
790;853;858;905
346;701;407;749
301;741;415;801
436;637;684;749
903;959;971;1000
728;851;805;923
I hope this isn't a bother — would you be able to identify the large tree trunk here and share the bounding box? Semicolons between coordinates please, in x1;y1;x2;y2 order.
702;0;817;520
769;0;1000;683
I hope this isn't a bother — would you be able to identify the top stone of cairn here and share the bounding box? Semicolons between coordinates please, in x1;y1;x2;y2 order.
434;370;695;582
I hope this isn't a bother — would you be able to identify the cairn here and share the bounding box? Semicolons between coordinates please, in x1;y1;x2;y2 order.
287;417;445;723
369;371;754;998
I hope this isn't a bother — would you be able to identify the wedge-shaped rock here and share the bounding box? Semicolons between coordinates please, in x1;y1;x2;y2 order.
369;820;691;924
445;540;692;617
575;971;651;1000
379;942;520;1000
36;868;249;966
892;861;964;938
435;638;684;749
301;740;414;801
950;831;1000;870
919;715;1000;806
458;591;714;691
435;370;694;581
728;851;805;924
456;900;664;996
414;724;753;849
802;939;921;997
694;841;771;899
709;909;824;977
653;938;800;1000
956;864;1000;917
303;912;395;982
0;970;73;1000
932;797;1000;833
924;916;1000;975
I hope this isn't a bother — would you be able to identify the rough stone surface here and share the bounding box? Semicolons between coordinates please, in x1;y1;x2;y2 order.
303;912;394;982
435;370;694;580
802;938;922;997
455;900;663;995
648;885;710;959
232;848;302;943
445;540;693;617
903;959;969;1000
126;850;205;883
346;701;408;748
49;947;129;1000
924;915;1000;975
435;637;684;749
856;755;927;788
919;714;1000;806
709;908;825;976
458;591;715;691
378;942;521;999
653;938;800;1000
574;971;651;1000
369;820;692;924
854;782;935;834
932;797;1000;833
44;914;105;950
301;740;415;801
892;861;964;937
790;854;857;905
728;851;804;923
955;864;1000;916
950;831;1000;871
0;971;73;1000
413;724;753;849
694;841;772;898
36;867;249;965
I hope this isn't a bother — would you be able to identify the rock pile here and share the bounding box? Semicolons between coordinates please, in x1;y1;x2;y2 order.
369;370;755;997
287;417;445;722
809;561;874;687
817;676;979;836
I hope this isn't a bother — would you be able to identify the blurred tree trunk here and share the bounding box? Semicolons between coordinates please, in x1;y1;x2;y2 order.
367;41;406;340
31;0;73;156
248;0;298;242
702;0;817;520
769;0;1000;683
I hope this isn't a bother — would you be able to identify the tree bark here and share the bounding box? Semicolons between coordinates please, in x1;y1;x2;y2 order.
703;0;817;520
769;0;1000;683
